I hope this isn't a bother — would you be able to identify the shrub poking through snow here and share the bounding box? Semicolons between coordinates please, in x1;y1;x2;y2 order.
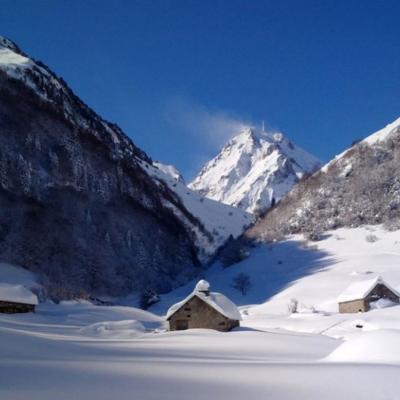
232;273;251;296
305;230;324;242
365;234;379;243
287;298;299;314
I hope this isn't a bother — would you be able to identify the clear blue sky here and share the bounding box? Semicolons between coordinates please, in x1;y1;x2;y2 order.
1;0;399;179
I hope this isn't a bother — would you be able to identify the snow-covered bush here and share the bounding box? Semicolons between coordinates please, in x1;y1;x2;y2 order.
365;234;379;243
287;298;298;314
305;230;324;242
298;303;316;314
383;218;400;232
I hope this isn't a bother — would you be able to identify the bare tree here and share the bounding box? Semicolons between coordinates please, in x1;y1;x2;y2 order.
232;273;251;295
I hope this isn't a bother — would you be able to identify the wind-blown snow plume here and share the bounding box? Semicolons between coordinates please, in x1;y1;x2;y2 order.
164;96;250;148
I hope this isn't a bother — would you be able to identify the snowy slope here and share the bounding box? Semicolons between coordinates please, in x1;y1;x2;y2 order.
148;162;252;259
153;225;400;340
153;162;185;183
189;128;321;214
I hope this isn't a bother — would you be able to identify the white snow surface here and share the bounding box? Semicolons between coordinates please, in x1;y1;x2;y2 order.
148;161;252;259
189;127;321;213
326;330;400;364
79;319;146;339
2;226;400;398
153;162;185;183
166;280;241;321
337;276;400;303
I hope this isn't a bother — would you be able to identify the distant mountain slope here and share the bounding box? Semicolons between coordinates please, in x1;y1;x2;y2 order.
0;37;212;298
247;118;400;241
150;162;252;260
189;128;321;214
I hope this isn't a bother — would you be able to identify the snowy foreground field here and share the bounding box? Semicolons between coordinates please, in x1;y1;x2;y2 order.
1;226;400;399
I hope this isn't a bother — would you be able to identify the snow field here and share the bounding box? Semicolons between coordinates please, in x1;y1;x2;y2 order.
1;226;400;399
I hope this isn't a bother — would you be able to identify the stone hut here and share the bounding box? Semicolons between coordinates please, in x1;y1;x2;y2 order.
338;276;400;313
166;280;241;332
0;283;38;313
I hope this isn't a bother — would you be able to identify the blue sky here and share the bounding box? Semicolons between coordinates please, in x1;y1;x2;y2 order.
1;0;399;179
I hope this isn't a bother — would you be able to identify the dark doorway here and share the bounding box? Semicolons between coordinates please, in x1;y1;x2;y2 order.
176;319;189;330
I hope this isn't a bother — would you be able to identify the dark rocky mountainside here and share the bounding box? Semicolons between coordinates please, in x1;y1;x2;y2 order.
0;37;207;299
247;118;400;242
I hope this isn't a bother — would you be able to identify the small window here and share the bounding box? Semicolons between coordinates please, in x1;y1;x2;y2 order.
218;322;226;326
184;307;191;311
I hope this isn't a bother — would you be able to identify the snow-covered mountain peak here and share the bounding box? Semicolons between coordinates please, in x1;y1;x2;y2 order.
189;127;321;214
0;36;20;52
0;37;31;70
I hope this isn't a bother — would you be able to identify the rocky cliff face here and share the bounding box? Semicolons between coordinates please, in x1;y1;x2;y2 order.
189;128;320;214
0;37;207;298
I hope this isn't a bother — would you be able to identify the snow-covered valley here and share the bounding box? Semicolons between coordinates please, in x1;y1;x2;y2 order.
2;226;400;399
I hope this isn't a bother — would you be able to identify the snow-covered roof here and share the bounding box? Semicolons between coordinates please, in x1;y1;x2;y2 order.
338;276;400;303
0;283;38;305
166;280;241;321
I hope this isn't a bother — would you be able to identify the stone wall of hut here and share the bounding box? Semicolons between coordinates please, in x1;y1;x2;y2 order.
339;298;367;313
0;300;35;314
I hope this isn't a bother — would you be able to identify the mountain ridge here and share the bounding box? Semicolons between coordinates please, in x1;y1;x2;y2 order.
247;117;400;242
0;36;251;300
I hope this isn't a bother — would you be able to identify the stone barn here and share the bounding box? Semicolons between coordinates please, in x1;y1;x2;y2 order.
166;280;241;332
0;283;38;313
338;276;400;313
